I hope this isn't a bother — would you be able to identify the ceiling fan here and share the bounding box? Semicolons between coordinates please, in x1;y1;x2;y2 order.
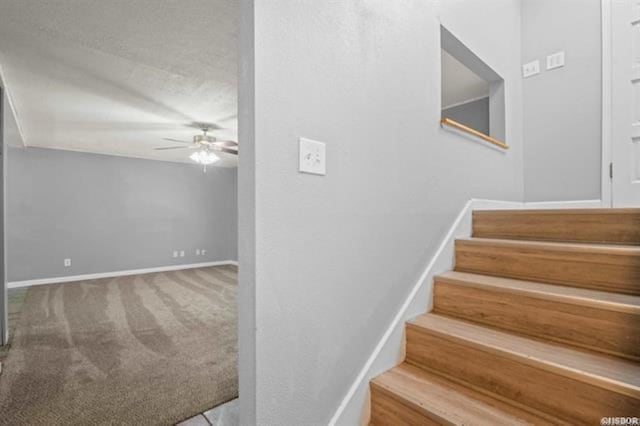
155;125;238;171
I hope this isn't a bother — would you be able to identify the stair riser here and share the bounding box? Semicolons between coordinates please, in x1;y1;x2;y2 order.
406;326;640;424
370;385;443;426
455;241;640;295
472;210;640;245
433;280;640;361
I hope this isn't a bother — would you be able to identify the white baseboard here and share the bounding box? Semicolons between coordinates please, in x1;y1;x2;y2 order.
522;199;604;209
329;198;604;425
8;260;239;289
470;198;604;210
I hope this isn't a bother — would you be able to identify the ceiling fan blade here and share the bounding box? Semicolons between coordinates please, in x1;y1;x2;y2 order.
214;146;238;155
162;138;191;144
211;140;238;148
187;122;224;131
155;146;190;151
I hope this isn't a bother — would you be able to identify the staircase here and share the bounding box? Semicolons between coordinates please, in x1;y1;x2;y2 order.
370;209;640;425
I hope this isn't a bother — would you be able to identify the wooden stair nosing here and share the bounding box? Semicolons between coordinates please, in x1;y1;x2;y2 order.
457;237;640;256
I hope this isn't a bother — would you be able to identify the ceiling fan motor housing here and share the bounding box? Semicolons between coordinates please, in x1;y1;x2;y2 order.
193;134;217;145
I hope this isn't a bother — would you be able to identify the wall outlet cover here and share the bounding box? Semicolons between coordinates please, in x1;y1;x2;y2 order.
201;249;207;256
522;60;540;78
196;249;201;255
179;250;185;257
546;51;565;70
173;251;178;258
64;258;71;267
299;137;326;175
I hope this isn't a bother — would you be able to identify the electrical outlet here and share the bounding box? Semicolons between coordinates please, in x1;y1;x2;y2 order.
546;51;565;70
522;60;540;78
299;137;326;175
173;251;178;258
179;250;185;258
64;258;71;267
201;249;207;256
196;249;201;255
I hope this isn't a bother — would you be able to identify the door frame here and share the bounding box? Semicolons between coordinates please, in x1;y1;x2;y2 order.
0;84;6;346
601;0;613;207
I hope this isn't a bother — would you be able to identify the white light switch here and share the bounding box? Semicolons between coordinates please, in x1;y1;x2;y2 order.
546;51;565;70
522;60;540;78
299;137;326;176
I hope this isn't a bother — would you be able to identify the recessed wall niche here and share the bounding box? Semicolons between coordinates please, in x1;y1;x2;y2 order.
440;25;506;143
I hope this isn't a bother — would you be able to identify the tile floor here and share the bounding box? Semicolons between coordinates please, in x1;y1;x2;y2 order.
177;398;239;426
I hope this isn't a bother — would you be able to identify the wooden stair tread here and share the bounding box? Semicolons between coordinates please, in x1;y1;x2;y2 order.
436;271;640;314
472;208;640;244
458;237;640;256
408;313;640;398
371;363;558;425
455;237;640;294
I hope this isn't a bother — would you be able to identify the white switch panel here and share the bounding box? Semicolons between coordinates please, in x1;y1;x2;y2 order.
299;137;326;175
179;250;185;257
522;60;540;78
201;249;206;256
173;250;178;258
64;258;71;267
546;51;565;70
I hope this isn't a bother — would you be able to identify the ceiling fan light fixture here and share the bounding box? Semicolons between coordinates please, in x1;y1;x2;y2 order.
190;149;220;165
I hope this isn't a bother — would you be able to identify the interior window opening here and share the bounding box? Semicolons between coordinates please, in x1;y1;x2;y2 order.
440;25;506;146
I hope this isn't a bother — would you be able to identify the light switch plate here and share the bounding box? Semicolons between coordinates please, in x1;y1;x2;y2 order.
546;51;565;70
522;60;540;78
299;137;326;175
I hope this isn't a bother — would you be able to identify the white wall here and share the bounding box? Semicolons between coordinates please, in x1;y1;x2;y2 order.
239;1;524;424
522;0;602;201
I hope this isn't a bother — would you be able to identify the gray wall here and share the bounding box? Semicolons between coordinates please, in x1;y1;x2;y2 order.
239;0;524;424
442;97;490;136
7;146;237;282
522;0;602;201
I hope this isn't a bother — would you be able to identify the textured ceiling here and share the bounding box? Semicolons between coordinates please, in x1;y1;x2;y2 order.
0;0;238;166
441;49;489;109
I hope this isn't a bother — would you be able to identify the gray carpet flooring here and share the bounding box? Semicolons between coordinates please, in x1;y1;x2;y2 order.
0;265;238;425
